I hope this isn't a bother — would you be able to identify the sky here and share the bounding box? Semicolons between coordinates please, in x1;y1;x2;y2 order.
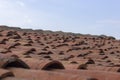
0;0;120;39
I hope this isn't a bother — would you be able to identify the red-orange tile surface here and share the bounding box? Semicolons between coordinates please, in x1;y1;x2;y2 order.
0;26;120;80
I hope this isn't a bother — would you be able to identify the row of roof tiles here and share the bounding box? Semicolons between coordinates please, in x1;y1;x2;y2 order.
0;57;120;80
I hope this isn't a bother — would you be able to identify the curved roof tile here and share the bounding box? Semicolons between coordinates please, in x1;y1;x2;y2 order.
0;69;14;79
21;58;65;70
0;57;30;69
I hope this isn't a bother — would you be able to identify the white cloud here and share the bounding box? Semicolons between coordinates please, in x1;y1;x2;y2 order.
16;1;25;7
0;0;32;27
0;0;12;8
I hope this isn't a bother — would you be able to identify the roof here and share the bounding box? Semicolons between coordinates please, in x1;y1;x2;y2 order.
0;26;120;80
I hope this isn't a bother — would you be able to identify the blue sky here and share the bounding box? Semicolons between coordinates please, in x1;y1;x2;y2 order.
0;0;120;39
